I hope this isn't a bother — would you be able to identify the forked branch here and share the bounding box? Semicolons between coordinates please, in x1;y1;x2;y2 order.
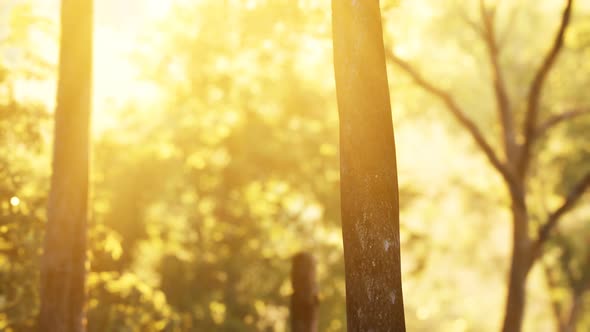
385;50;522;202
532;171;590;260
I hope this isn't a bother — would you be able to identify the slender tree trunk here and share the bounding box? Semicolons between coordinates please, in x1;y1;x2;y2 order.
291;252;319;332
543;262;567;332
501;203;531;332
562;294;583;332
38;0;93;331
332;0;406;330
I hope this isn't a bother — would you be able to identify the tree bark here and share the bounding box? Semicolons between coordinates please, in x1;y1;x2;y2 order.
38;0;93;331
501;203;531;332
332;0;406;330
290;252;319;332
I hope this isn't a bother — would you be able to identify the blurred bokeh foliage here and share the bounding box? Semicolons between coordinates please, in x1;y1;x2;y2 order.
0;0;589;331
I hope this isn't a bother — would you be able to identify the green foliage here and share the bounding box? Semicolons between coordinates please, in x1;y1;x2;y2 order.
87;272;183;332
0;4;52;330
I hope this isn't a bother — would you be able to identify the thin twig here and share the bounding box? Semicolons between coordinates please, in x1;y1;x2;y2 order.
497;3;520;49
455;2;485;38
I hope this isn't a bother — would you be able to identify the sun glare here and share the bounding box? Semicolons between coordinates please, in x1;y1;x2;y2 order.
91;27;137;133
9;196;20;207
3;0;162;135
144;0;174;19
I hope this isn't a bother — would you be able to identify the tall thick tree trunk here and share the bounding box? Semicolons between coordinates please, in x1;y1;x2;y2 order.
38;0;93;331
332;0;406;331
501;203;531;332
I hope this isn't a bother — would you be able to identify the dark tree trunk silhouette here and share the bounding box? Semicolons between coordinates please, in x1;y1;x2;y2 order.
38;0;93;331
290;252;319;332
332;0;406;331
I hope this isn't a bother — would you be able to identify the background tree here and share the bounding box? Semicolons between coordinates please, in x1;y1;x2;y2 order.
332;0;406;330
37;0;93;331
384;0;589;331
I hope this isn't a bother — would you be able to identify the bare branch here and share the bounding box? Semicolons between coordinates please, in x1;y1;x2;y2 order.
479;0;518;162
532;171;590;259
455;3;486;38
385;50;523;203
535;109;590;138
519;0;574;176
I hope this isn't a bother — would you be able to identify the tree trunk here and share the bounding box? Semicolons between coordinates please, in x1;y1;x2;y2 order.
562;294;583;332
38;0;93;331
501;203;531;332
332;0;406;330
290;252;319;332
